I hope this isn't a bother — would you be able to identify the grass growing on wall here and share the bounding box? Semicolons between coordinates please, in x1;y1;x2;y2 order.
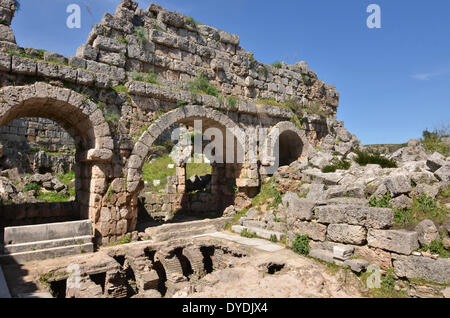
142;154;176;192
251;177;282;210
186;162;212;179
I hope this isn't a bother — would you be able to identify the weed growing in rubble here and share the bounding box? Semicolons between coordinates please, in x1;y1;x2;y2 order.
188;74;219;97
354;149;397;168
292;234;310;256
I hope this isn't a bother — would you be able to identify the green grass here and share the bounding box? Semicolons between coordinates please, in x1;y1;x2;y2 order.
188;74;219;97
354;149;398;168
419;239;450;258
269;234;278;243
257;66;268;79
185;16;199;28
369;193;392;208
227;96;238;109
393;194;447;228
360;268;407;298
240;228;258;238
105;110;121;124
129;70;159;85
134;27;147;46
142;154;176;192
107;234;132;246
37;191;71;203
321;158;351;173
421;129;450;157
292;234;310;256
255;99;287;108
23;182;40;192
186;162;212;179
271;61;282;69
251;178;282;210
111;85;128;94
56;170;76;197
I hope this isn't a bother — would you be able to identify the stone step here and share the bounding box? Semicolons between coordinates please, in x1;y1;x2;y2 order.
241;220;266;230
150;225;218;242
4;220;93;245
0;243;94;265
3;235;92;254
145;217;232;236
231;225;285;241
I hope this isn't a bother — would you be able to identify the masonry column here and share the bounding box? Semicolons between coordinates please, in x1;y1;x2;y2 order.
0;0;18;50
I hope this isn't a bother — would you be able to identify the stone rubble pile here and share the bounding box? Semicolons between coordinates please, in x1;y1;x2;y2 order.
235;137;450;285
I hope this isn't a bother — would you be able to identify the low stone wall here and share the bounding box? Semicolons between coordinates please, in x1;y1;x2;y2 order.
0;201;79;228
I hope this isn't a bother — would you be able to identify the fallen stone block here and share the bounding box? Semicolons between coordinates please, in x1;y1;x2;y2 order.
333;245;354;261
384;174;412;196
343;259;369;273
367;229;419;255
434;166;450;182
393;255;450;285
309;249;334;263
415;219;440;247
426;152;446;172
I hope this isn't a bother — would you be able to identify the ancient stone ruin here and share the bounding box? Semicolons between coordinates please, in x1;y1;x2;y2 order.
0;0;449;299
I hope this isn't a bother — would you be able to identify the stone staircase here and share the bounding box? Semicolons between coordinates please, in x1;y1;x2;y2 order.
144;217;233;242
233;218;285;242
0;220;94;264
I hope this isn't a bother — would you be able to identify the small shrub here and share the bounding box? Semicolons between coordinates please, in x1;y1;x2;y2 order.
177;100;188;107
111;85;128;94
134;27;147;46
227;96;238;109
393;208;415;228
321;158;351;173
105;110;121;124
240;228;257;238
270;234;278;243
24;182;40;192
421;240;450;258
116;36;128;44
185;16;199;28
188;74;219;97
354;149;398;168
421;129;450;157
284;97;303;113
369;193;392;208
257;66;268;79
292;234;310;256
271;61;282;69
251;178;282;209
129;70;159;84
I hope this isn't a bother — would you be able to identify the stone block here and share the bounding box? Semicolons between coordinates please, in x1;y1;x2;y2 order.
293;221;327;241
415;219;440;247
367;229;419;255
327;224;367;245
333;245;354;261
384;174;412;196
393;255;450;284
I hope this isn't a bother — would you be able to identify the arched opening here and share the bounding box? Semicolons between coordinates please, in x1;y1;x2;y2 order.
131;106;244;228
0;117;77;206
0;84;113;241
278;130;304;167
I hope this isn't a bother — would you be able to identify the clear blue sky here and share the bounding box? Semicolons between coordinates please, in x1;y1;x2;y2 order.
11;0;450;145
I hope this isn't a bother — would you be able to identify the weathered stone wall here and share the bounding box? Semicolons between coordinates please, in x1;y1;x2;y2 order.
0;0;344;243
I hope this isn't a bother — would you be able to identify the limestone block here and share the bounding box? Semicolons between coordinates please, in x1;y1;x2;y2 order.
368;229;419;255
384;174;412;196
426;152;446;172
415;219;440;247
76;44;99;60
292;221;327;241
327;224;367;245
434;165;450;182
0;24;14;42
393;255;450;284
11;55;36;75
282;192;315;221
93;35;126;53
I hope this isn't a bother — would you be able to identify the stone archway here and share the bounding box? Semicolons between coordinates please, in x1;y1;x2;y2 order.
124;105;247;226
261;121;311;175
126;105;245;194
0;82;114;225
